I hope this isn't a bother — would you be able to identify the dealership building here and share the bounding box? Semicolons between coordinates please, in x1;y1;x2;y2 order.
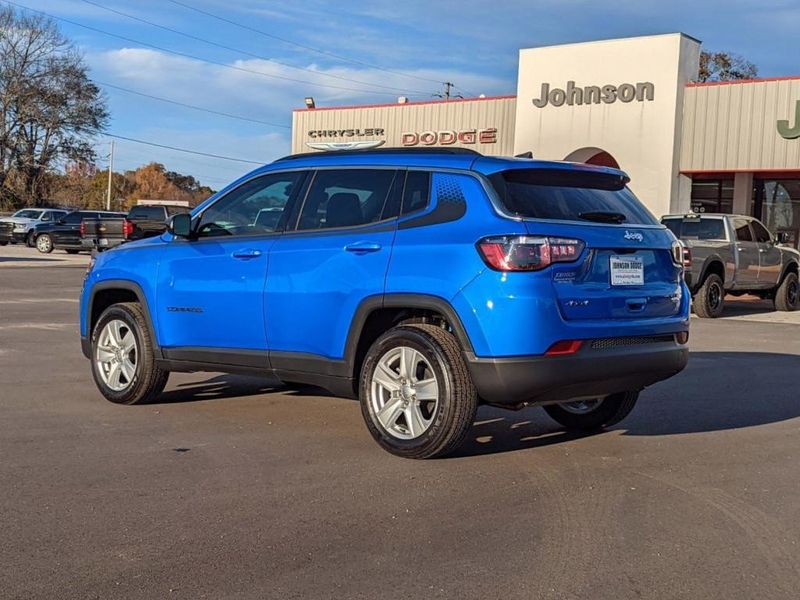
292;33;800;247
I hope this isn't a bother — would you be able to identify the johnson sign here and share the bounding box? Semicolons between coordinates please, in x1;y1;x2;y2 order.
401;128;498;146
532;81;655;107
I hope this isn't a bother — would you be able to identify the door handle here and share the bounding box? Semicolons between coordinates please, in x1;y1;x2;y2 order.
344;241;382;253
232;249;262;259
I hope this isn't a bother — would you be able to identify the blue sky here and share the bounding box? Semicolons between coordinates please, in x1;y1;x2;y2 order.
21;0;800;188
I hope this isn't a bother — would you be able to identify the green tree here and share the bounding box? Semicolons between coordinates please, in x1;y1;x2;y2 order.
0;7;108;208
698;51;758;82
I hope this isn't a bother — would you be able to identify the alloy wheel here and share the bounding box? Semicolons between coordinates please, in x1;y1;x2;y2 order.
370;346;439;440
560;398;603;414
95;319;138;391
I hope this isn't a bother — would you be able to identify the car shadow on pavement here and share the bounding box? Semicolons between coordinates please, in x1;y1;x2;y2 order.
454;351;800;458
0;256;62;263
716;298;780;317
154;374;337;404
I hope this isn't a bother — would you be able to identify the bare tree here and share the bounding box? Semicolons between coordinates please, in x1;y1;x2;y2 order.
698;50;758;83
0;7;108;208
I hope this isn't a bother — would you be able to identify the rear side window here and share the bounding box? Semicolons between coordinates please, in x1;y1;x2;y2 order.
662;217;726;240
62;212;83;224
128;206;166;220
402;171;431;215
733;219;753;242
488;169;658;225
297;169;396;230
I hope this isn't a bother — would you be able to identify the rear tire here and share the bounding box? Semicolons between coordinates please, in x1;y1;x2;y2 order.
692;274;725;318
65;249;80;255
90;302;169;405
774;272;799;312
0;241;7;246
35;233;53;254
359;324;478;459
544;391;639;431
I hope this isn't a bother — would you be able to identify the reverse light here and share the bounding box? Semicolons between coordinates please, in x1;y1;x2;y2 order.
545;340;583;356
477;236;585;272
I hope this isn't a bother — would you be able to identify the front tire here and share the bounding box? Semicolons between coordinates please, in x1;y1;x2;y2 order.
774;272;799;312
359;324;478;459
25;231;35;247
91;302;169;405
35;233;53;254
544;391;639;431
692;273;725;318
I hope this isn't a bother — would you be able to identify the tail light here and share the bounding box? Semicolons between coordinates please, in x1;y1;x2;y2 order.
671;240;690;268
477;236;585;272
79;220;85;237
123;219;133;239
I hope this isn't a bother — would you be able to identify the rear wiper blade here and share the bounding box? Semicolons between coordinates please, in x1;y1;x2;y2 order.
578;211;627;224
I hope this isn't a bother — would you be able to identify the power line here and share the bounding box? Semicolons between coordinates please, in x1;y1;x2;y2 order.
2;0;411;97
78;0;431;96
164;0;446;86
102;133;263;165
96;80;291;128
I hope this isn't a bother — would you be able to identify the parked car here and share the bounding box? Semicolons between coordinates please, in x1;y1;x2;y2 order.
80;214;131;252
80;148;690;459
126;204;189;241
33;210;126;254
0;208;68;246
662;213;800;317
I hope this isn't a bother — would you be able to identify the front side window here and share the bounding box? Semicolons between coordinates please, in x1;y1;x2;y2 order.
297;169;397;231
488;169;658;225
750;220;772;243
733;219;753;242
196;172;304;238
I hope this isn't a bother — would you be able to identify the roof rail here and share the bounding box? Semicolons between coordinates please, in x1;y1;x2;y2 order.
275;147;482;161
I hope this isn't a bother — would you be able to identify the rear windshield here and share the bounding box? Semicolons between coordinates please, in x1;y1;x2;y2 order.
662;217;726;240
488;169;658;225
128;206;166;220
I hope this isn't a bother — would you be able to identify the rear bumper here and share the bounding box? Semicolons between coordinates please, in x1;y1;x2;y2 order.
465;338;688;407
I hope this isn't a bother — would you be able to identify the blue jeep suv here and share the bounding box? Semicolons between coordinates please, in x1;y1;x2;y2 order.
80;148;689;458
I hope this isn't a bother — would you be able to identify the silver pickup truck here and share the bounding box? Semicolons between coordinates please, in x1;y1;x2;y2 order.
662;213;799;318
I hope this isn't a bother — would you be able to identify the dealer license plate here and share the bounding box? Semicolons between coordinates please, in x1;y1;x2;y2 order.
610;255;644;286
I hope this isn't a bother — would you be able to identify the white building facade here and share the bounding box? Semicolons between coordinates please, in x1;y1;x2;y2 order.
291;34;800;246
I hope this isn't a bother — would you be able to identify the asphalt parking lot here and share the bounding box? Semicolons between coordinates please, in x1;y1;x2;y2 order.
2;255;800;599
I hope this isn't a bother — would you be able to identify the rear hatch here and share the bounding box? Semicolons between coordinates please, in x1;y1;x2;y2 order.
488;167;683;321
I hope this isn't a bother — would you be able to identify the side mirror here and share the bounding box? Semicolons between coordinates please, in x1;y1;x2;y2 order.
168;213;193;238
776;231;790;245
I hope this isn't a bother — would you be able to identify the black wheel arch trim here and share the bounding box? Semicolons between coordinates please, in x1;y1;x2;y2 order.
343;293;474;374
696;256;727;291
778;260;800;286
84;279;161;359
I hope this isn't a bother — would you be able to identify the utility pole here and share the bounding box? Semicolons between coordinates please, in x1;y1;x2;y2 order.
433;82;463;101
106;140;114;211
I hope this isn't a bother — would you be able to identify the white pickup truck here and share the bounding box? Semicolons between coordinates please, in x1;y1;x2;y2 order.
662;213;799;318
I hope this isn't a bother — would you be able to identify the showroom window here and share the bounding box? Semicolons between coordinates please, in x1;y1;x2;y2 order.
690;179;734;214
753;179;800;248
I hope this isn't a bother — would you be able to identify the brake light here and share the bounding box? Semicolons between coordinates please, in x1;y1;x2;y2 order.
123;219;133;239
477;236;584;272
79;220;85;237
682;247;692;269
671;240;690;268
545;340;583;356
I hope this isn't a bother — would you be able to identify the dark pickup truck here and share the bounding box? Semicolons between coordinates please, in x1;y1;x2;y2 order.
126;204;189;241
